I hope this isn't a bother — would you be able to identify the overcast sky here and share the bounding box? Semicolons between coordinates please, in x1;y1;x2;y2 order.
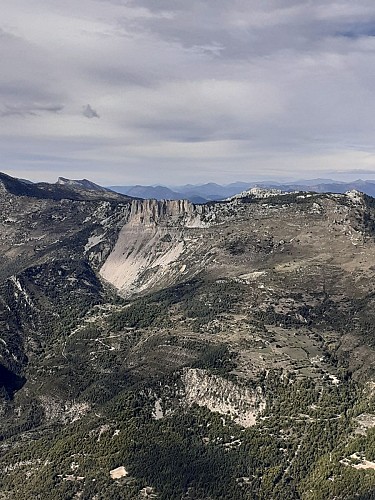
2;0;375;185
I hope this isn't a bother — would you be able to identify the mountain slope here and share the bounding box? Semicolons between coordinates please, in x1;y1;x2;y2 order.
1;174;375;498
0;172;133;202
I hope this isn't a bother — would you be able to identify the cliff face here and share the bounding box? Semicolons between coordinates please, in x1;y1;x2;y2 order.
127;199;199;224
183;368;266;427
99;199;211;295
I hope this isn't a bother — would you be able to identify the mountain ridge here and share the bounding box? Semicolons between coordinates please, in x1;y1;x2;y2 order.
0;171;134;202
109;178;375;202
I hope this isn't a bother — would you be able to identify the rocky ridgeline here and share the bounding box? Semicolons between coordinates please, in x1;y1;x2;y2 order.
126;198;209;227
228;186;283;200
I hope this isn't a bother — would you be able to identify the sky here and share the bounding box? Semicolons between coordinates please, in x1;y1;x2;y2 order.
2;0;375;185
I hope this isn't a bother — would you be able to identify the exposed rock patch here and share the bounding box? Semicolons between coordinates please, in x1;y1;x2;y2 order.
100;199;210;295
110;466;128;479
182;368;265;427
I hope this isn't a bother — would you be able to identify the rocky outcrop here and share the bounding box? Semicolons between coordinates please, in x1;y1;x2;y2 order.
182;368;266;427
229;187;283;200
127;199;207;227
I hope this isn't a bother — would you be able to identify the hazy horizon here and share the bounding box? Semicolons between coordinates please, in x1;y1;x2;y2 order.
4;169;375;188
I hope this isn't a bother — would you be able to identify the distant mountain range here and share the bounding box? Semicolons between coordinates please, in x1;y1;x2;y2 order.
1;174;248;203
109;179;375;202
6;173;375;202
108;182;251;204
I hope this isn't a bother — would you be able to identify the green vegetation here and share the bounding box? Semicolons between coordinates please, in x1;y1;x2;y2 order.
3;269;375;499
1;368;372;499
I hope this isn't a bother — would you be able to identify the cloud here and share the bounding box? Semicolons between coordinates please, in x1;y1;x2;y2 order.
0;103;64;117
2;1;375;184
82;104;100;119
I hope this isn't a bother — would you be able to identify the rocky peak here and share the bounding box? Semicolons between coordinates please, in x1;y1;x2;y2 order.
346;189;365;205
57;177;110;193
228;186;284;200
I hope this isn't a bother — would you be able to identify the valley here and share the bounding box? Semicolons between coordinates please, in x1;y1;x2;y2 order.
1;173;375;499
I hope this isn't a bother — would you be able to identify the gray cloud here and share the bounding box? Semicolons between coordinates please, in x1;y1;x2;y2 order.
0;103;64;117
82;104;100;119
2;1;375;184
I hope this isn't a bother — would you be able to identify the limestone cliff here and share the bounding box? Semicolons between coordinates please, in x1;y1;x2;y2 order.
99;199;211;295
182;368;266;427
